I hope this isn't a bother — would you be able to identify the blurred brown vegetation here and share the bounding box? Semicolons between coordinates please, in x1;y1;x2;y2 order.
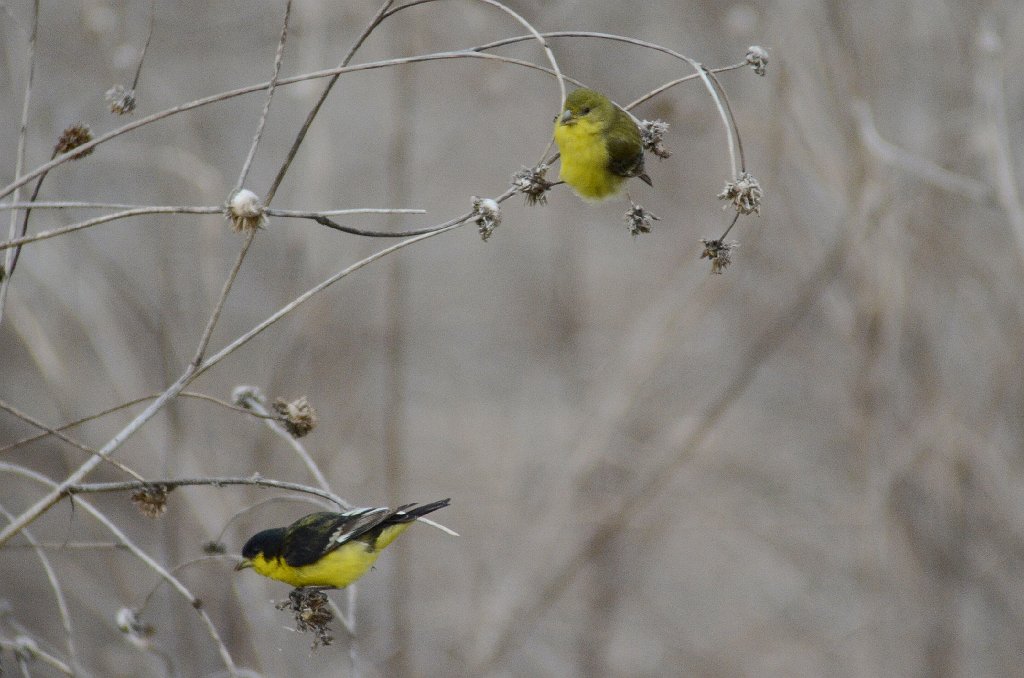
2;0;1024;676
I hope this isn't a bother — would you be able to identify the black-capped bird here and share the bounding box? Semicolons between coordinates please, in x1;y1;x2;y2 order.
554;88;652;202
235;499;451;588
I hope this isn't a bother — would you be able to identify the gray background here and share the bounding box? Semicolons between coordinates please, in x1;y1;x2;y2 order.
1;1;1023;676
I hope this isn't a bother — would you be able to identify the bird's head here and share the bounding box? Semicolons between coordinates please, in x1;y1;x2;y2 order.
555;88;614;127
235;527;286;571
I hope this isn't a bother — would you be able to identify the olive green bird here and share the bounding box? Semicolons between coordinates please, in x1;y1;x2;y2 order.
236;499;451;588
554;88;652;202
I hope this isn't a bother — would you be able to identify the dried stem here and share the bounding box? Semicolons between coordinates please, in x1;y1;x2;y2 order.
0;502;79;675
0;0;39;322
233;0;291;194
234;391;332;493
0;397;145;480
0;463;241;675
264;0;395;205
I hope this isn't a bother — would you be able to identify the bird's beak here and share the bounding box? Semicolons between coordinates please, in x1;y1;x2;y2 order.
558;109;573;125
234;559;253;571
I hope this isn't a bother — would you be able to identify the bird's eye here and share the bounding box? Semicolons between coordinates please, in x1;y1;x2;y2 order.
580;107;591;115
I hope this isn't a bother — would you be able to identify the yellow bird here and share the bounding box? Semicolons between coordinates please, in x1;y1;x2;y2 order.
554;88;652;202
235;499;450;588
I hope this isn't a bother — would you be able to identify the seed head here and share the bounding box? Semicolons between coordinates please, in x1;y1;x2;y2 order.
700;238;739;274
277;588;334;651
512;164;553;206
718;172;763;215
202;541;227;555
472;196;502;241
116;608;155;649
639;120;672;159
624;201;660;236
225;189;268;233
105;84;137;115
745;46;769;76
131;484;170;518
54;124;94;159
272;396;318;438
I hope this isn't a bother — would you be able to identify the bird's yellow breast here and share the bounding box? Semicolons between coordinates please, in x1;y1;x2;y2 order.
554;117;625;201
251;523;411;588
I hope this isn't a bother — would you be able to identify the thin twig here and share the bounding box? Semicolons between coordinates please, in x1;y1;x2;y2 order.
851;100;993;203
264;0;395;205
0;397;145;480
0;391;276;456
234;390;332;492
130;0;157;91
0;206;222;252
0;462;240;676
0;502;79;675
192;193;513;382
233;0;291;194
0;203;427;214
0;0;39;323
0;48;596;202
63;476;345;506
190;229;257;368
0;638;71;676
625;62;748;109
0;205;432;250
978;20;1024;267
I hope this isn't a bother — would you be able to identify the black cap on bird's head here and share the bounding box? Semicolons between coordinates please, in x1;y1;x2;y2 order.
235;527;287;570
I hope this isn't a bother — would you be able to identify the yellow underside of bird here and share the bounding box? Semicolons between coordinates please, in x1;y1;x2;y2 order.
554;116;626;201
248;522;411;588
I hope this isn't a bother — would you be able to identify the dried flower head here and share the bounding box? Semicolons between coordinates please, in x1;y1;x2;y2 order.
512;164;553;206
116;608;155;649
746;46;769;76
202;541;227;555
700;238;739;274
54;124;94;159
272;396;318;438
276;588;334;650
130;484;170;518
225;189;268;233
472;196;502;241
718;172;763;215
639;120;672;159
105;84;137;115
624;201;660;236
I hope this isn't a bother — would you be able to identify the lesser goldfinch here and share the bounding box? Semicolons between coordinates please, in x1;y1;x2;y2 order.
235;499;450;588
553;88;652;202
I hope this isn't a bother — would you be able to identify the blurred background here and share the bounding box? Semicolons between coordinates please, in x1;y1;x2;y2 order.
2;0;1023;676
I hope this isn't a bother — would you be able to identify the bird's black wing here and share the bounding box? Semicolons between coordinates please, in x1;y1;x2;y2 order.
331;500;452;550
282;500;452;566
280;511;371;567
